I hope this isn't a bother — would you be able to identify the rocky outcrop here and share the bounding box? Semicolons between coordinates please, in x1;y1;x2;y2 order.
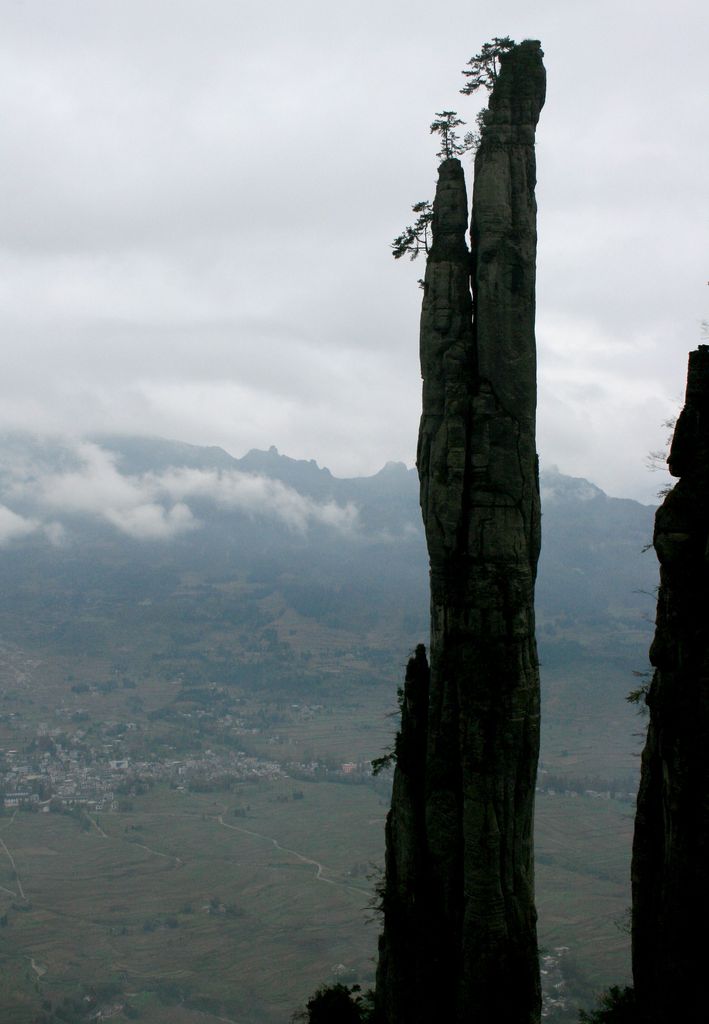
632;345;709;1023
376;41;545;1023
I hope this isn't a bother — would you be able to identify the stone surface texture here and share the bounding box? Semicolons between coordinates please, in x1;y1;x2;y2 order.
632;345;709;1023
376;41;545;1024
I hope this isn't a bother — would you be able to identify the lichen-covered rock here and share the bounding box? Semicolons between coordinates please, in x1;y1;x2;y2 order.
632;345;709;1023
376;40;545;1024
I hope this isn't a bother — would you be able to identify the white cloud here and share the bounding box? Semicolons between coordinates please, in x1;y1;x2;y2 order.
15;442;198;540
4;440;358;541
0;505;39;545
43;521;67;546
153;465;358;533
103;501;196;541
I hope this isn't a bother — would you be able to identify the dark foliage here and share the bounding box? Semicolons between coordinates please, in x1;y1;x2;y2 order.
429;110;470;160
292;983;374;1023
460;36;515;94
391;202;432;261
578;986;637;1023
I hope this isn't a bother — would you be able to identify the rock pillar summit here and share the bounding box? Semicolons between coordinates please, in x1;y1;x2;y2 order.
376;41;546;1024
632;345;709;1023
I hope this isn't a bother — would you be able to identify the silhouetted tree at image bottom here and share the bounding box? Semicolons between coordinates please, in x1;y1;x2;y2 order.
578;985;636;1023
292;983;371;1024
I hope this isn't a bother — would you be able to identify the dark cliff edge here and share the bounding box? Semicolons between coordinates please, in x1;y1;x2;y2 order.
376;40;546;1024
632;345;709;1023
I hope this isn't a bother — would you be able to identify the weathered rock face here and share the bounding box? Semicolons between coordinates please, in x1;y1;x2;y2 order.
376;41;545;1024
632;345;709;1023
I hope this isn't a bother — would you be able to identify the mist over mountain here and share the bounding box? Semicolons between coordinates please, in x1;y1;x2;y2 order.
0;432;657;753
0;432;657;639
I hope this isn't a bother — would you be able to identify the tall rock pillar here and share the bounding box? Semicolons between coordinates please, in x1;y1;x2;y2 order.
632;345;709;1023
377;41;545;1023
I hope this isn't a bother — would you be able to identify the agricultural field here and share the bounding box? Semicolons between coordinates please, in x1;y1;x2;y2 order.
0;780;383;1024
0;775;634;1023
0;616;641;1023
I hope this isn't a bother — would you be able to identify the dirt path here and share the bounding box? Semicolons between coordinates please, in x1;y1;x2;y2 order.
86;814;108;838
97;819;182;867
125;838;183;867
215;816;368;896
28;956;46;977
0;835;26;900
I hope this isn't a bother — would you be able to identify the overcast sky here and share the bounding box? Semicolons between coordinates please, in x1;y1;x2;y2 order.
1;0;707;504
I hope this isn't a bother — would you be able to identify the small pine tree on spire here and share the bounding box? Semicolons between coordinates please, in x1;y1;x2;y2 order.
391;201;433;261
429;110;468;160
460;36;515;94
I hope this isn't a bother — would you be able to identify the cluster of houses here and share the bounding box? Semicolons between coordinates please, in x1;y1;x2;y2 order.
536;768;637;803
0;678;385;820
0;735;286;813
0;721;376;815
540;946;571;1019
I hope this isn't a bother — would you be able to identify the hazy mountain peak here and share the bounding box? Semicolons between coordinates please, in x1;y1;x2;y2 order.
236;447;335;504
91;434;238;475
375;461;412;477
540;466;605;505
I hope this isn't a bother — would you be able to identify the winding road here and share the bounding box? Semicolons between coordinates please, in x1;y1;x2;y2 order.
0;835;26;900
126;838;183;867
215;815;369;896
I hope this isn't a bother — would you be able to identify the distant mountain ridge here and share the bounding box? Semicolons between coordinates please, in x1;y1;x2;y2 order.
0;432;657;611
0;432;658;673
540;465;605;504
0;432;659;790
